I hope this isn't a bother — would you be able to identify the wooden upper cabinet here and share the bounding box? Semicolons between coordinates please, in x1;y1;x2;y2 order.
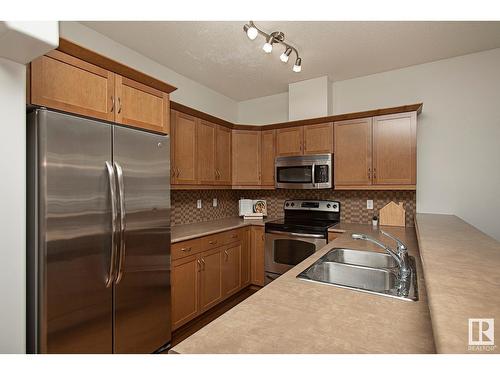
215;125;232;185
232;130;261;186
31;51;115;122
197;120;217;185
171;255;199;330
199;248;223;313
221;243;241;297
304;123;333;154
372;112;416;185
171;110;197;185
276;126;303;156
261;129;276;186
334;118;373;186
115;75;170;134
30;50;172;134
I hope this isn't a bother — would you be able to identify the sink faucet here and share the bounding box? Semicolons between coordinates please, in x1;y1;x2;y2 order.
351;230;411;279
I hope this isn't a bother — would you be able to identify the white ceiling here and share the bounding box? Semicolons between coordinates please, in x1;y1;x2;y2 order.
82;21;500;101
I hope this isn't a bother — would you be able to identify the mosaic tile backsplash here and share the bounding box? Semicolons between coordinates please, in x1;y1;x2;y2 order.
171;189;416;227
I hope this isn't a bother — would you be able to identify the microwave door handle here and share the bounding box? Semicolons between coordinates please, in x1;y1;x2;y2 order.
311;163;316;187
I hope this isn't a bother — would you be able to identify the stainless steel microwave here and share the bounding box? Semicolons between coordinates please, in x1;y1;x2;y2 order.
275;154;332;189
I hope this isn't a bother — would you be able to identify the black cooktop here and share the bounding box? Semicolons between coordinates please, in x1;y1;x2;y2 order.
265;218;339;236
265;199;341;236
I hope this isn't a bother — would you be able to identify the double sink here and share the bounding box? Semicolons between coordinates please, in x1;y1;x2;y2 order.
297;248;418;301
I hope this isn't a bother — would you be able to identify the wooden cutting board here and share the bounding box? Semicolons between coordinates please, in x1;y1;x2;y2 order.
379;201;406;227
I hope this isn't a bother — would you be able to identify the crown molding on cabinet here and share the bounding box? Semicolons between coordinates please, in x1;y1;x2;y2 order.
57;38;177;94
171;100;423;130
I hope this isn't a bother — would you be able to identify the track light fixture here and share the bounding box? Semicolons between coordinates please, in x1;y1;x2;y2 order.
243;21;302;73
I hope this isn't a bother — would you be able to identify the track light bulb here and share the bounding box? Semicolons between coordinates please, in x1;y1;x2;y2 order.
293;57;302;72
244;23;258;40
280;47;292;63
262;42;273;53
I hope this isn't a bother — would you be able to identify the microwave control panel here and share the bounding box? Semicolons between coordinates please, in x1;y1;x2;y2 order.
314;165;329;183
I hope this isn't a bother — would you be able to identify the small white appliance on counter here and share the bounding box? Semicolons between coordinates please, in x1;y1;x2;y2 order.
239;199;267;219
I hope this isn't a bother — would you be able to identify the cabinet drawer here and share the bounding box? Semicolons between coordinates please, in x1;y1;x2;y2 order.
200;232;225;250
221;229;243;245
171;238;202;260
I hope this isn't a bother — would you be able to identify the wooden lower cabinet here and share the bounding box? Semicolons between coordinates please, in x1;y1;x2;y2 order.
171;228;253;330
251;227;265;286
199;248;223;313
221;243;241;297
240;228;251;287
171;255;200;330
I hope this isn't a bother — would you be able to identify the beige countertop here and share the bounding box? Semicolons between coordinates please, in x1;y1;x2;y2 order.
171;217;361;243
415;214;500;353
171;217;271;243
170;223;435;353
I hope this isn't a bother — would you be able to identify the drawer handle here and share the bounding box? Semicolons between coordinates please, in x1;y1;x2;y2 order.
209;240;217;245
201;258;206;270
197;259;201;272
231;234;238;238
224;249;229;261
181;247;192;252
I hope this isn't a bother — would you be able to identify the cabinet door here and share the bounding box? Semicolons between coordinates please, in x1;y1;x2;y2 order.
115;76;170;134
222;243;241;297
373;112;417;185
199;248;223;312
251;227;265;286
261;130;276;186
240;228;251;287
232;130;261;186
171;110;198;184
171;255;200;330
304;123;333;154
276;126;304;156
334;118;373;186
31;50;115;122
197;120;217;185
215;125;232;185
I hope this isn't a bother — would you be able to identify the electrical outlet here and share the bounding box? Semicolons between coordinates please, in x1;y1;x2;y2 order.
367;200;374;210
213;198;218;207
197;199;202;209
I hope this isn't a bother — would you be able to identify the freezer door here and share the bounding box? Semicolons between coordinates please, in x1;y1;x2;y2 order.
112;126;171;353
28;109;114;353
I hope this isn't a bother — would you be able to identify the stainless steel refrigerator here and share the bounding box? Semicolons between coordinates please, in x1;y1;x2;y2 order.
27;108;171;353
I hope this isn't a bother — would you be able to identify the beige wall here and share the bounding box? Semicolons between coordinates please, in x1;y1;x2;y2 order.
237;92;289;124
0;58;26;353
60;22;239;123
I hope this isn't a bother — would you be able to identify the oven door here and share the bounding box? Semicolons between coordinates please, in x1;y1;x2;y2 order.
265;230;327;277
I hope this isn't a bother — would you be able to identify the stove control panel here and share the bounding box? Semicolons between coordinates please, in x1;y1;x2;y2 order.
284;200;340;212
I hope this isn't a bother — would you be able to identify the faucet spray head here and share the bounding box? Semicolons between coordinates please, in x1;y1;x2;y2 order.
351;233;366;240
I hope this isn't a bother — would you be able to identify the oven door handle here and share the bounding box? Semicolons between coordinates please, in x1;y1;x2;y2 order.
266;230;325;239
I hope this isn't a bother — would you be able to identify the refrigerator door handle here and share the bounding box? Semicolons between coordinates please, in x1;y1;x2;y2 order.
105;161;119;287
114;162;126;284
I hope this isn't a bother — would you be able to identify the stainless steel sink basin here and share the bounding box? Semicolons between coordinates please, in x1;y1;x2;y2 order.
324;248;398;269
297;248;418;301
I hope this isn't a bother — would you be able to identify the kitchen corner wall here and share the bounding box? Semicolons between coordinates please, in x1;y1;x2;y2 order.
171;189;416;227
